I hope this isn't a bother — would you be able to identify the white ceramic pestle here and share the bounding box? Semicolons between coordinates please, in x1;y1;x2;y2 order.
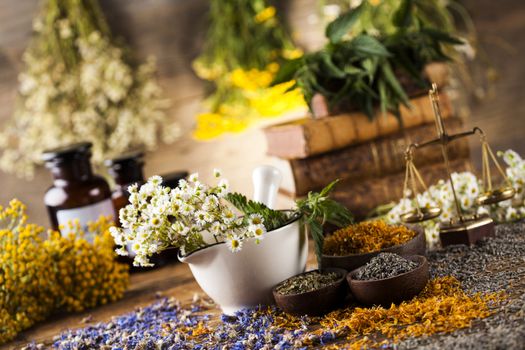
252;166;282;209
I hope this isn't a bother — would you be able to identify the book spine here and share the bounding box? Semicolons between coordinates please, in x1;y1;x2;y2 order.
265;93;453;159
329;158;473;219
287;118;468;196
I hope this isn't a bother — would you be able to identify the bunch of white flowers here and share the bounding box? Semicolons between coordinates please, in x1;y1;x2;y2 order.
0;1;179;179
110;170;267;266
386;149;525;248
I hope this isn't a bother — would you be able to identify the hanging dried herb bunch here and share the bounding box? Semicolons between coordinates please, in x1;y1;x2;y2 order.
323;221;416;256
0;0;180;179
192;0;306;140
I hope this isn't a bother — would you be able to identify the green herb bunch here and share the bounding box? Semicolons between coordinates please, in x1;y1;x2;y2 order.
273;0;462;119
227;180;353;268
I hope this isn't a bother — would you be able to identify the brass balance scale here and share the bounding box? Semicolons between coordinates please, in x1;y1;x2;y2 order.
399;83;515;246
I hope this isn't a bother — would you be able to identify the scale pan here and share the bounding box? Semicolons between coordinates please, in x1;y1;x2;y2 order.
400;207;442;223
476;186;515;205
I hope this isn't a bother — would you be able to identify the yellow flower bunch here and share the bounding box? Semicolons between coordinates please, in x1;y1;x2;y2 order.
193;63;306;140
45;217;129;312
193;0;306;140
0;199;129;344
0;200;57;343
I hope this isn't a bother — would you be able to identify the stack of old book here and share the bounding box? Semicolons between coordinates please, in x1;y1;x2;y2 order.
264;64;472;219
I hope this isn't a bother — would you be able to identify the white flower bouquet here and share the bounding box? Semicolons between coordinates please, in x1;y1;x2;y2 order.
110;170;353;267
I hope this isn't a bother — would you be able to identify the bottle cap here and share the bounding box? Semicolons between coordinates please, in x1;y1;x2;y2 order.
41;142;92;164
104;151;145;170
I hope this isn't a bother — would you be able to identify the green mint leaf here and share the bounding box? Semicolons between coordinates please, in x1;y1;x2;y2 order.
325;3;365;43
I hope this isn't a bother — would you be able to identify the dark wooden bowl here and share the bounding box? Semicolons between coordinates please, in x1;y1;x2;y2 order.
321;225;426;272
272;268;348;316
347;255;429;306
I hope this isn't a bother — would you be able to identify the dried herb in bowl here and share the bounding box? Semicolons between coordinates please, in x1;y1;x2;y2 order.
323;221;416;255
275;271;340;295
354;252;418;281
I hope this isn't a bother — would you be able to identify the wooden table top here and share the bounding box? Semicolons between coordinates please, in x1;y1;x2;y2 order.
3;251;320;349
2;260;216;349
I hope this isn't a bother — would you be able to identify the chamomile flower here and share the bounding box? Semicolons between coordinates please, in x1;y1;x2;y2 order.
226;235;243;253
149;175;163;186
213;168;222;178
188;173;199;183
204;212;214;223
210;221;223;234
218;178;229;190
181;204;195;215
222;209;236;223
215;186;228;198
115;246;128;256
203;195;219;210
178;179;188;190
248;213;264;226
128;183;139;194
195;210;208;226
249;224;266;239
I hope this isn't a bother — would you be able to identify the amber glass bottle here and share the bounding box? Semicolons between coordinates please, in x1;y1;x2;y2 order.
105;151;145;218
43;142;115;233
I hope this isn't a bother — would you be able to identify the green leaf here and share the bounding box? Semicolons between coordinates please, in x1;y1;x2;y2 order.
378;79;387;116
319;52;346;78
351;35;390;57
271;58;303;86
325;3;365;43
393;0;414;28
420;28;464;45
225;193;289;231
295;180;353;268
343;64;362;75
381;62;409;104
319;179;339;197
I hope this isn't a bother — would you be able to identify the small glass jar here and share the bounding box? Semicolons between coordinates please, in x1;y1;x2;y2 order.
104;151;145;218
42;142;115;234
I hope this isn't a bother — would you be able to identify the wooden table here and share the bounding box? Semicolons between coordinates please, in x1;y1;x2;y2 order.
2;261;215;349
3;252;320;349
3;222;524;349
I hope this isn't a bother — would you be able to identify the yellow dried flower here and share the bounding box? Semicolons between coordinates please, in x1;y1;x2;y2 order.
0;199;129;344
323;221;417;255
254;6;276;23
315;276;504;348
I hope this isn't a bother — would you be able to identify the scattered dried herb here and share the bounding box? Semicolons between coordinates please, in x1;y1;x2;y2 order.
354;252;418;281
323;221;416;255
311;276;503;348
23;222;525;349
275;271;341;295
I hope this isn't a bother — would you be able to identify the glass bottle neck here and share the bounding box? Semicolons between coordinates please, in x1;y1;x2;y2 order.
113;168;144;189
50;157;94;185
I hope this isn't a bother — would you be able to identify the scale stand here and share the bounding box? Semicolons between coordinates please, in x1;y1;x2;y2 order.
399;84;515;247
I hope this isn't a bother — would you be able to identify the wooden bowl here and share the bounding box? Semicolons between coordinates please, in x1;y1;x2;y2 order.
321;225;426;272
346;255;429;306
272;268;348;316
